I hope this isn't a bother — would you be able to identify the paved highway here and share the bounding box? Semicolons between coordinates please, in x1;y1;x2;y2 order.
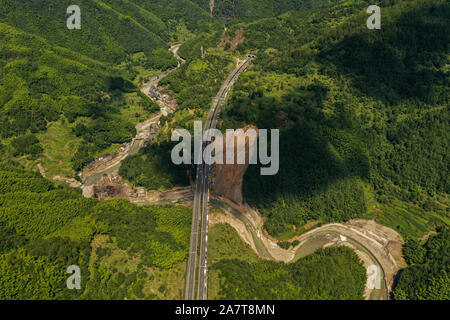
185;56;253;300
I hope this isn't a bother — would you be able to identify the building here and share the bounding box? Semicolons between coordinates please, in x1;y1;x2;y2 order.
111;174;121;182
86;160;98;170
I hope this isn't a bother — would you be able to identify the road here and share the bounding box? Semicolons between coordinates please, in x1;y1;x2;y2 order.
185;56;253;300
81;45;184;187
209;196;405;300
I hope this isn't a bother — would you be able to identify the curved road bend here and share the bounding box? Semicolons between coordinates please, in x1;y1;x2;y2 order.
185;56;254;300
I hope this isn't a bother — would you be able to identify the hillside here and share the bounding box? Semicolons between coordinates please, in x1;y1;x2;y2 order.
0;0;218;63
208;223;366;299
393;227;449;299
0;0;212;176
0;0;448;302
214;0;449;239
0;22;154;175
0;0;167;64
0;160;191;299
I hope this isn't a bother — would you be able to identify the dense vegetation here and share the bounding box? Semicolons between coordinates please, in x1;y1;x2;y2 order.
208;0;340;23
160;51;234;110
129;0;219;37
1;0;178;64
0;0;218;176
0;161;191;299
214;247;366;299
118;0;449;241
119;141;189;191
393;228;449;300
209;223;366;299
0;20;159;172
118;47;236;190
213;0;449;237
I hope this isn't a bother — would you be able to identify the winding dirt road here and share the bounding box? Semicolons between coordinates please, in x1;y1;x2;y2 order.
209;197;406;300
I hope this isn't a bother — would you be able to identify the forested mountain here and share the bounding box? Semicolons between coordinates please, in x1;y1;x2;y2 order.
215;0;449;238
129;0;218;33
0;0;211;173
0;0;165;64
209;224;366;299
0;2;215;300
393;228;449;299
0;21;149;171
0;0;218;63
120;0;448;241
0;161;191;299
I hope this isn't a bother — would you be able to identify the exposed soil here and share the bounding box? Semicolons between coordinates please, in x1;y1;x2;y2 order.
37;163;46;177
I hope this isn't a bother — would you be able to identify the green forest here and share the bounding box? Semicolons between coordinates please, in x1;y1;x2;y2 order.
133;0;449;241
208;223;366;299
0;160;191;299
215;0;449;238
0;0;217;175
0;0;448;301
393;228;449;299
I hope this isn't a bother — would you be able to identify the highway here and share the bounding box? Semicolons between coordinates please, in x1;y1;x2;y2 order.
185;56;254;300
